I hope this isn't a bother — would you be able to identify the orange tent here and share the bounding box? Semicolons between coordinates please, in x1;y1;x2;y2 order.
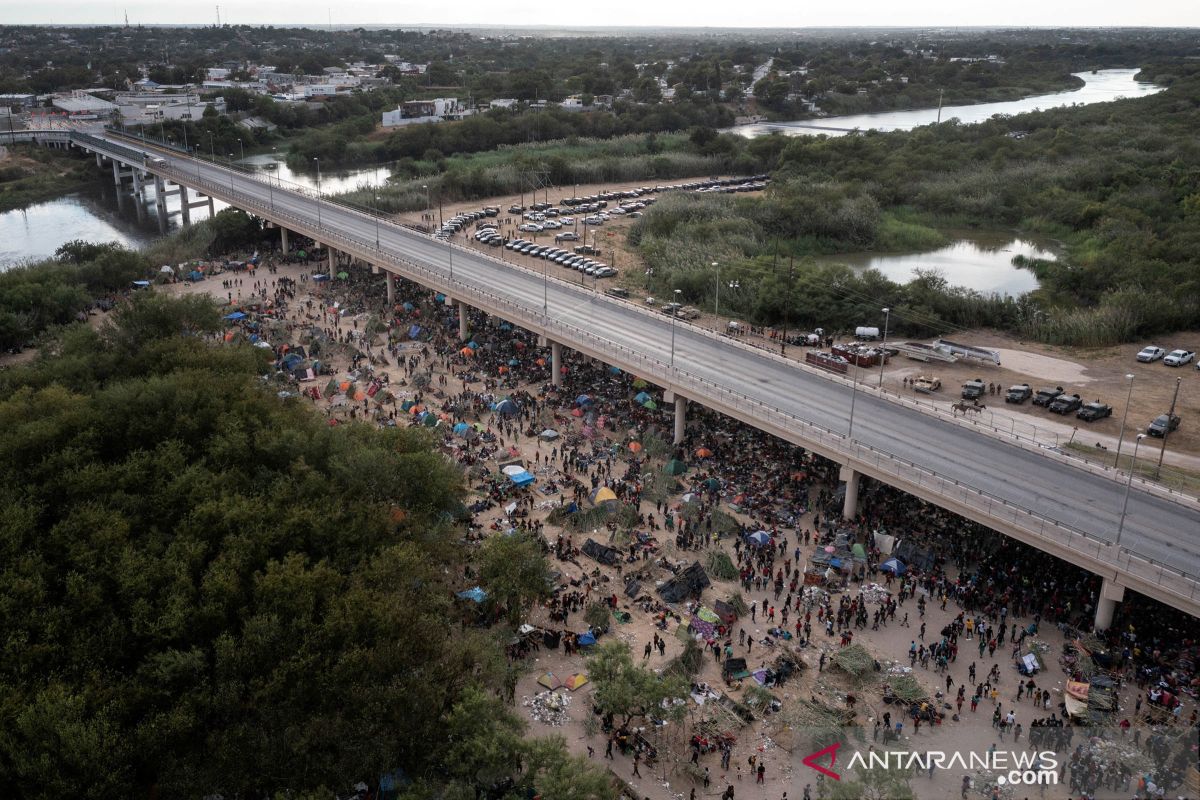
628;442;643;453
460;346;475;357
695;447;713;458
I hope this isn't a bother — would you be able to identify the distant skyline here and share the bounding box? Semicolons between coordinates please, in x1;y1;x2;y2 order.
8;1;1197;29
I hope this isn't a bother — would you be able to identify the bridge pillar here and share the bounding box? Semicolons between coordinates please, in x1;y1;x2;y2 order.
551;341;562;386
328;247;335;272
154;176;167;214
279;228;289;254
1093;578;1125;631
458;303;470;341
112;160;122;186
385;272;395;305
179;185;190;226
673;394;687;445
95;151;102;168
132;170;143;195
207;195;215;216
840;465;860;520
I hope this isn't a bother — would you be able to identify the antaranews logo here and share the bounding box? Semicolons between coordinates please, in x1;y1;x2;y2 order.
800;744;1058;787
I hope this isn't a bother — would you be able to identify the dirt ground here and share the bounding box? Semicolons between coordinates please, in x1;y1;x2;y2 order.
154;264;1191;800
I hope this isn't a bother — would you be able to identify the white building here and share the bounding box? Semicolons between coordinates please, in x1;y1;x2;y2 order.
51;91;117;119
381;98;470;127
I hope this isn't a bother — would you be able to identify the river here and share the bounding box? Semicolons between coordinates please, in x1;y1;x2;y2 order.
815;230;1056;296
0;69;1160;268
729;69;1161;137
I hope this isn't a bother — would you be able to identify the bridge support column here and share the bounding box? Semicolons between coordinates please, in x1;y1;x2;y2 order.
132;170;143;195
112;160;122;186
95;152;102;168
328;247;335;272
179;185;190;226
673;394;687;445
840;465;860;520
207;195;215;216
153;176;167;215
1093;578;1125;631
551;341;562;386
458;303;470;341
385;272;395;305
279;227;289;254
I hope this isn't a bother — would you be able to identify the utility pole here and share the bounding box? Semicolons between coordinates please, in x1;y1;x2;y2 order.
1154;376;1182;479
781;256;793;356
936;88;944;124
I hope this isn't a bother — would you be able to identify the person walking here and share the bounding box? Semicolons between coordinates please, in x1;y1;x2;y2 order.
756;763;765;784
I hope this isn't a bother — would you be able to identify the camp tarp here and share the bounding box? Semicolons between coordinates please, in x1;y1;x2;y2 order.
1063;694;1088;721
747;530;771;547
696;607;720;624
577;631;597;647
539;429;560;440
665;459;688;475
657;562;711;603
713;599;737;624
456;586;487;603
880;558;906;575
507;470;534;487
851;543;867;560
873;532;897;555
624;578;642;598
224;311;247;320
582;538;621;567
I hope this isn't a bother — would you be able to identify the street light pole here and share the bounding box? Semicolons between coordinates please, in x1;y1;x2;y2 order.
713;261;720;318
227;153;235;193
1115;433;1146;549
237;138;244;162
669;288;682;369
848;362;861;440
313;157;322;228
374;194;381;248
1155;376;1182;480
1114;373;1135;467
877;307;891;389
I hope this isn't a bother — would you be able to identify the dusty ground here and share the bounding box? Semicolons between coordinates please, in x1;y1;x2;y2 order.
164;265;1190;800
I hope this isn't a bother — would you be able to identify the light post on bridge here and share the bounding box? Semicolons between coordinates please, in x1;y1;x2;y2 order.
313;157;322;228
1155;376;1181;480
227;154;235;194
1115;433;1147;549
877;307;891;389
1114;373;1135;468
669;288;682;370
237;138;244;162
848;358;861;440
713;262;720;317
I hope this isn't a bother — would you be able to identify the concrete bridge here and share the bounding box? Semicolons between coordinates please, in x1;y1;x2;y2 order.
34;127;1200;625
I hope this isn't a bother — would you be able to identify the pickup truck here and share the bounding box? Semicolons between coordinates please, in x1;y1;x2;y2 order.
1005;384;1032;404
1048;394;1083;415
1076;402;1113;422
1032;387;1064;407
961;379;987;400
1147;413;1181;437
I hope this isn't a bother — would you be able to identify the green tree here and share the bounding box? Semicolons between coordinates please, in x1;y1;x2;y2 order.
589;641;688;726
478;531;552;625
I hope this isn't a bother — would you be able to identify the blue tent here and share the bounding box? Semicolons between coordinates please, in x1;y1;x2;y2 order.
576;394;594;406
499;322;512;331
829;557;843;569
508;470;535;487
577;631;597;647
452;422;470;435
468;341;479;350
457;586;488;603
880;557;907;575
224;311;247;321
634;391;652;404
609;366;622;374
748;530;771;547
507;358;520;366
403;302;414;312
435;293;446;302
495;398;519;416
187;270;204;282
408;324;422;339
312;274;330;282
132;280;151;288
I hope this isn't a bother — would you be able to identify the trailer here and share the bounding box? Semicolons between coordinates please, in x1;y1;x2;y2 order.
932;339;1001;366
891;341;960;363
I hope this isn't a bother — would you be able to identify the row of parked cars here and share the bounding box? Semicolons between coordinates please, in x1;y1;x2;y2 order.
1004;383;1180;436
1136;346;1197;367
436;206;500;238
502;239;618;278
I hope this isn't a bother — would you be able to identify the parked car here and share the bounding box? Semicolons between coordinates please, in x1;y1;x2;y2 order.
1032;387;1064;407
1147;413;1181;437
555;231;580;242
605;287;629;298
1048;394;1083;415
961;379;987;400
1164;349;1195;367
1005;384;1032;404
1076;402;1113;422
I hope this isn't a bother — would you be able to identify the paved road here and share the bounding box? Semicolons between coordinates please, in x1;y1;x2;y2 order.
117;134;1200;596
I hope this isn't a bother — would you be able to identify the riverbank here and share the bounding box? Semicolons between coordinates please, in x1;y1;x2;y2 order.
0;145;94;213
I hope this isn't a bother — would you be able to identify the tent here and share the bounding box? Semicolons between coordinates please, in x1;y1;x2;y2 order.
582;538;621;567
634;391;652;404
223;311;247;320
879;557;906;575
575;394;593;406
696;607;720;624
576;631;597;647
408;324;422;339
537;672;563;690
695;447;714;458
628;441;643;454
657;562;711;603
187;270;204;281
642;399;658;410
632;378;648;389
159;264;174;274
336;271;349;279
590;486;618;506
665;459;688;475
539;429;560;441
452;422;471;436
704;477;721;491
851;543;867;560
132;280;152;288
311;274;330;282
564;673;590;691
456;586;488;603
504;468;535;487
747;530;771;547
495;398;519;416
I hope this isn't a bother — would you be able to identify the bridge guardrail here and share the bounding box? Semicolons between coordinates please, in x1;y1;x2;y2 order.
143;153;1200;607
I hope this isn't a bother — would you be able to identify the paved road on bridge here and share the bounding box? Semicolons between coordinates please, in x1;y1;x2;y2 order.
132;136;1200;593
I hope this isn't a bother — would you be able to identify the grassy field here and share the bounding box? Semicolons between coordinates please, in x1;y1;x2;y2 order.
0;145;95;212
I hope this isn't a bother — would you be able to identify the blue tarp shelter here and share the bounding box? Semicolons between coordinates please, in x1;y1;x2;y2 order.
634;391;652;404
880;557;906;575
311;274;330;282
224;311;247;321
408;324;422;339
577;631;597;647
507;470;535;487
748;530;771;547
457;586;488;603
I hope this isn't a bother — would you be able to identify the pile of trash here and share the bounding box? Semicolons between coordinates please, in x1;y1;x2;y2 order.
524;690;572;726
859;582;892;604
800;586;830;606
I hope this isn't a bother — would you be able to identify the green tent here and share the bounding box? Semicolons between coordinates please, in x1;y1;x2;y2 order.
337;271;349;280
852;543;867;560
665;459;688;476
642;399;658;410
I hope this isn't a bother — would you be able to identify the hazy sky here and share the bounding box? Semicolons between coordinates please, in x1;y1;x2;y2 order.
10;1;1196;28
